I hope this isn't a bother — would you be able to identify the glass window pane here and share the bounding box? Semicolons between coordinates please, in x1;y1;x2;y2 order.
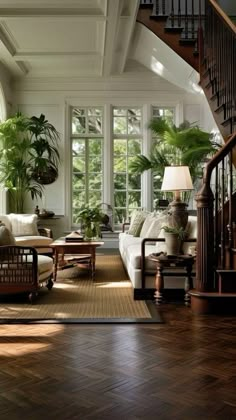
73;157;85;172
88;108;102;116
127;139;141;155
89;173;102;190
88;191;102;207
114;191;126;208
73;173;85;189
114;208;126;224
114;139;127;155
89;139;102;155
113;108;127;116
114;173;126;190
128;116;141;134
128;191;141;208
114;156;126;172
113;117;127;134
72;116;86;134
89;157;102;172
88;117;102;134
128;174;141;189
73;190;86;208
72;140;85;155
128;108;141;117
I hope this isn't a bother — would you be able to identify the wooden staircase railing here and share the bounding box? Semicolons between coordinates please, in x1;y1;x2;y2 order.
139;0;236;313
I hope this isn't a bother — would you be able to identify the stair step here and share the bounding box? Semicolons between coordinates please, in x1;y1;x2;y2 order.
221;116;236;128
179;38;196;46
217;270;236;293
165;26;183;33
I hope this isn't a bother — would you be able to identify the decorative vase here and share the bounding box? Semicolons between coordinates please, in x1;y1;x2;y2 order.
164;232;181;255
84;224;93;240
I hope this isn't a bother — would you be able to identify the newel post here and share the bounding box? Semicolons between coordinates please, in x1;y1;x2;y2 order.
194;182;215;292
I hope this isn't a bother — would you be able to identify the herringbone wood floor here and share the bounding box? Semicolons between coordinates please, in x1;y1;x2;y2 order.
0;304;236;419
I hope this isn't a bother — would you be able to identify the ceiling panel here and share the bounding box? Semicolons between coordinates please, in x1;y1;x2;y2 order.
1;19;105;53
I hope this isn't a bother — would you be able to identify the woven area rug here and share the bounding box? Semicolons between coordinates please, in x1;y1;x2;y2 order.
0;255;162;324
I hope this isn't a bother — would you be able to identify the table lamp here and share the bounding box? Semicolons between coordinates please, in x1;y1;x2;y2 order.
161;165;193;229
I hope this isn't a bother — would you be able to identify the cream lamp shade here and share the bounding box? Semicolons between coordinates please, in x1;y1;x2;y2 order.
161;165;193;194
161;165;193;229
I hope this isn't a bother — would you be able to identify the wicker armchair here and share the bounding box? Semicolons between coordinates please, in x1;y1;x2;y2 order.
0;245;54;303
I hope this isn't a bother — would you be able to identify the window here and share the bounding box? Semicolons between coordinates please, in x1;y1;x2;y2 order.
151;107;175;209
113;107;142;224
71;107;103;224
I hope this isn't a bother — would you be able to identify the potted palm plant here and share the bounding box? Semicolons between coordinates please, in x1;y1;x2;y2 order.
130;117;220;203
0;112;60;213
28;114;60;185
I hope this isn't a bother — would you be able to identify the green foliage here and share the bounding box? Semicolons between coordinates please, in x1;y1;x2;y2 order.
76;204;103;225
130;117;220;186
161;225;187;240
0;112;60;213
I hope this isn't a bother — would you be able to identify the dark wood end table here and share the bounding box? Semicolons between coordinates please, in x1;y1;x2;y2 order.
148;253;194;306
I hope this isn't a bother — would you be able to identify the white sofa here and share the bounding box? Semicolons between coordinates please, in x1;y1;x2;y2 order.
0;213;53;254
119;214;197;300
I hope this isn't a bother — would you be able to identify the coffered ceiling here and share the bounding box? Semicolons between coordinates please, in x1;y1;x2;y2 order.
0;0;140;80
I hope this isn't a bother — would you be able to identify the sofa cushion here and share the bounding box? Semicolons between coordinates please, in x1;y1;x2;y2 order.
145;214;168;238
9;214;39;236
0;215;12;231
126;243;157;270
0;225;16;246
15;235;52;247
139;213;155;238
155;228;167;253
128;211;146;237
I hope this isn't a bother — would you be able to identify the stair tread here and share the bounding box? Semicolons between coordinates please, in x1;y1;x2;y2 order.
190;290;236;297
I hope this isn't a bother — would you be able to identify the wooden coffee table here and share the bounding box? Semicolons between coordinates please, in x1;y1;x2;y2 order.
50;239;104;282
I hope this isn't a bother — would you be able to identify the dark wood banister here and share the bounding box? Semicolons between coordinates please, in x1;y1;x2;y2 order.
208;0;236;35
204;133;236;186
195;132;236;293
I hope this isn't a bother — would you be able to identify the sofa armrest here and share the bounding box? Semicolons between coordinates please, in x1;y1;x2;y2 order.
141;237;165;288
38;227;53;238
122;222;130;232
0;245;38;288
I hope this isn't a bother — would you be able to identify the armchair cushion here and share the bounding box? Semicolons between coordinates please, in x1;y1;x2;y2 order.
9;213;39;236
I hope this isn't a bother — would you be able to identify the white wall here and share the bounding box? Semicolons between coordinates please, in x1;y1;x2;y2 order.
13;74;219;235
0;62;13;214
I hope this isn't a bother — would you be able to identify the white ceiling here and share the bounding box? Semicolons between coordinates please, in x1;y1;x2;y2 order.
0;0;140;80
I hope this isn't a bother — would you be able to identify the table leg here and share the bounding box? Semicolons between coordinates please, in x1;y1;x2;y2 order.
154;265;164;305
91;248;95;281
54;249;58;282
184;263;193;306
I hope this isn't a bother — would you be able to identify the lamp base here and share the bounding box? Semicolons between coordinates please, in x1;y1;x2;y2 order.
167;199;188;230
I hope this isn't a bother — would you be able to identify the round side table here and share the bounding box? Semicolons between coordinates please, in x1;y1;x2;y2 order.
149;253;194;305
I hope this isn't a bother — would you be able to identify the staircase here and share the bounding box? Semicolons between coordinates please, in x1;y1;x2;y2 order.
139;0;236;314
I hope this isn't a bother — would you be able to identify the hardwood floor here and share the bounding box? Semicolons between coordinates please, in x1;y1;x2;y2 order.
0;304;236;419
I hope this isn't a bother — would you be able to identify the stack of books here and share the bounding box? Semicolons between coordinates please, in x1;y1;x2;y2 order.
65;231;84;242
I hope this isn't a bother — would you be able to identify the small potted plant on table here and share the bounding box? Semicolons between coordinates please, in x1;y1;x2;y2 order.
161;225;187;256
76;205;103;240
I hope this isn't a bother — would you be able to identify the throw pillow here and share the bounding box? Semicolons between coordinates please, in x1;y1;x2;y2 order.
146;214;168;239
155;227;167;254
0;225;16;246
9;214;39;237
128;211;146;237
139;213;155;238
